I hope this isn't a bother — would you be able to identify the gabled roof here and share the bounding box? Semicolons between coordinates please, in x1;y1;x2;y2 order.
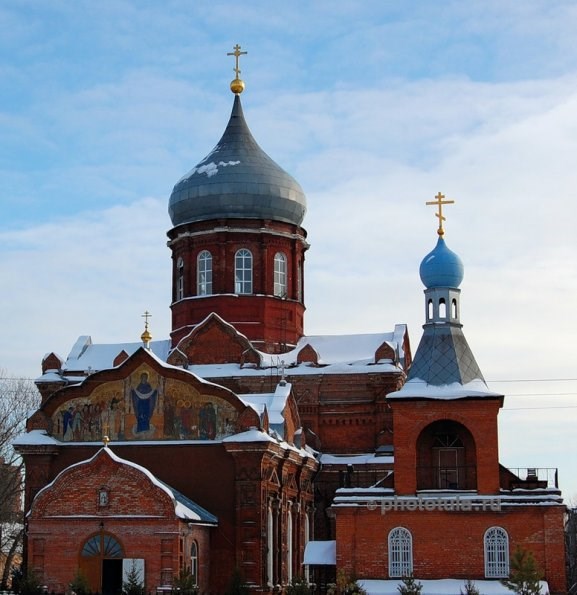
28;446;218;525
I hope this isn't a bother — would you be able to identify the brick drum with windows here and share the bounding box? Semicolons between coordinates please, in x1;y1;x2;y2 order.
15;52;566;595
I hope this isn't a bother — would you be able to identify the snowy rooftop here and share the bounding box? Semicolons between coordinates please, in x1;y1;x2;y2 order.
48;326;407;381
62;336;172;373
388;378;503;400
239;382;291;425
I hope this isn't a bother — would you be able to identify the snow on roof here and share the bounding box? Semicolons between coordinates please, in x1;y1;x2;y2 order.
388;378;503;400
303;540;336;565
222;428;276;443
239;382;291;425
63;336;172;372
26;445;216;524
359;579;549;595
13;429;58;447
59;328;407;377
36;371;67;383
278;332;400;366
320;453;394;466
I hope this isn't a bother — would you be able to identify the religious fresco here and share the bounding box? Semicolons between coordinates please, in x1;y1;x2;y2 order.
52;365;240;442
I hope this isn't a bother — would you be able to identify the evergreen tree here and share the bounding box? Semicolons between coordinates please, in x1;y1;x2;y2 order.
286;576;313;595
501;547;545;595
69;570;90;595
123;561;145;595
327;569;366;595
224;568;249;595
397;575;423;595
460;579;480;595
173;568;198;595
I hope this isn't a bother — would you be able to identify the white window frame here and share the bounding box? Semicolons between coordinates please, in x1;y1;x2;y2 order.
388;527;413;578
176;257;184;301
190;540;199;586
484;526;509;578
274;252;287;297
267;505;274;586
197;250;213;296
235;249;253;294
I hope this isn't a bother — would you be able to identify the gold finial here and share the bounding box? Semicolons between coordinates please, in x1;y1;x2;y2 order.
425;192;455;237
103;435;110;447
227;44;247;94
141;310;152;348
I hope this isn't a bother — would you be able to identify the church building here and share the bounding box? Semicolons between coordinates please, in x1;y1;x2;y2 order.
14;47;566;595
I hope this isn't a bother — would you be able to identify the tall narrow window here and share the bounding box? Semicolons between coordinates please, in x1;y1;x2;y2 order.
235;249;252;294
267;505;274;585
484;527;509;578
190;541;198;585
274;252;287;297
286;508;293;583
388;527;413;577
304;512;310;582
197;250;212;296
297;262;302;302
176;257;184;301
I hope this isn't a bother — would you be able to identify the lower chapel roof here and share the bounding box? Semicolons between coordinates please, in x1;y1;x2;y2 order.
39;324;409;383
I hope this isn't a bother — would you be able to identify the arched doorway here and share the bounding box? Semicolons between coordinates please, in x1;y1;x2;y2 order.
416;419;477;490
79;532;124;595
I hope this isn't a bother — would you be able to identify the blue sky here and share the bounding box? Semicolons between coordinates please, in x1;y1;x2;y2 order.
1;1;577;498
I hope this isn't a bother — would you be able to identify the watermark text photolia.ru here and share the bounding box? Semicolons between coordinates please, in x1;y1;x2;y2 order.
366;496;501;514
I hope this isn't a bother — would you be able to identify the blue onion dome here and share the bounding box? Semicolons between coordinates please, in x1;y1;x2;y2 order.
419;236;464;288
168;95;307;227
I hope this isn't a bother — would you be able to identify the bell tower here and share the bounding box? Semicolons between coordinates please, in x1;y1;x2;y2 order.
167;46;308;352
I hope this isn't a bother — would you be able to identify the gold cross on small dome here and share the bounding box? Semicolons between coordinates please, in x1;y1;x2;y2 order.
227;44;247;94
426;191;455;237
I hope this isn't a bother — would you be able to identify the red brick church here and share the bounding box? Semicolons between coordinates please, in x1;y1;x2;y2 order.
15;49;566;595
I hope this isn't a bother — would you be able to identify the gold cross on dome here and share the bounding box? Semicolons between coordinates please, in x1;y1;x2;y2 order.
227;44;247;78
426;192;455;237
141;310;152;329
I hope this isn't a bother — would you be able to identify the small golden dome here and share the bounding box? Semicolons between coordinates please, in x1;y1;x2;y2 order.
230;78;245;94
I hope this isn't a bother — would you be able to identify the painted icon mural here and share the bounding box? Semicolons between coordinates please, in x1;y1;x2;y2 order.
131;371;158;434
51;365;240;442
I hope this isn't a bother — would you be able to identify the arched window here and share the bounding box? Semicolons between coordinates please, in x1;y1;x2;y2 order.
197;250;212;296
176;257;184;301
439;297;447;318
235;249;252;294
427;298;434;320
484;527;509;578
388;527;413;577
81;533;123;558
190;541;199;585
274;252;287;297
451;298;458;319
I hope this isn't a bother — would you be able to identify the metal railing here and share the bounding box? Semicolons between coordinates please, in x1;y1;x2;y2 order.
502;466;558;489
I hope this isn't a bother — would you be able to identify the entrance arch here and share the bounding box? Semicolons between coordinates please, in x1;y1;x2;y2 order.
416;419;477;490
79;532;124;595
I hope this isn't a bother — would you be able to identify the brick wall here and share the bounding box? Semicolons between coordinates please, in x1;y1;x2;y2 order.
336;505;566;593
